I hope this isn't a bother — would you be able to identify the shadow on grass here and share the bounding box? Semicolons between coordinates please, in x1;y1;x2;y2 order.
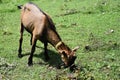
34;49;62;68
21;46;62;68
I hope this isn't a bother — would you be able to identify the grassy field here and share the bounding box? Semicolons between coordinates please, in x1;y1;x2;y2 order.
0;0;120;80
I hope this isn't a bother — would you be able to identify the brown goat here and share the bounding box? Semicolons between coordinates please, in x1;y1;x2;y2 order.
18;2;79;67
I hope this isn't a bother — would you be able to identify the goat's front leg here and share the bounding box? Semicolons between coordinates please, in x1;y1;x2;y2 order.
18;23;24;58
30;34;33;45
28;35;37;66
44;42;49;61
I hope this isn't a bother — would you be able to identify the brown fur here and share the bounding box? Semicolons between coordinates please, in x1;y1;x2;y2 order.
18;2;79;67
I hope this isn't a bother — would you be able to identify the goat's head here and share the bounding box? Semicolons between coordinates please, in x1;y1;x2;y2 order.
60;46;79;68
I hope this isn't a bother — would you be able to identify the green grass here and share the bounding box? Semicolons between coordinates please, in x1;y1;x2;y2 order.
0;0;120;80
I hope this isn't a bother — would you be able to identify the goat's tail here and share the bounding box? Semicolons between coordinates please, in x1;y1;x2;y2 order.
17;5;23;9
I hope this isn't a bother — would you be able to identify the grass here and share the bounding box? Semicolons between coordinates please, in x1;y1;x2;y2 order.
0;0;120;80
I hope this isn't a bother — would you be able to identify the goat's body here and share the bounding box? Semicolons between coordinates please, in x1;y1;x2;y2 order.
18;2;78;67
21;3;61;45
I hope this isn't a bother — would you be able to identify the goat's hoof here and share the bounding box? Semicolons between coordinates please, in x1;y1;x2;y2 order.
45;57;50;62
56;65;62;69
18;54;23;58
28;62;33;66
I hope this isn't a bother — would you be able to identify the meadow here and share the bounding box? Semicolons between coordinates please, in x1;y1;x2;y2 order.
0;0;120;80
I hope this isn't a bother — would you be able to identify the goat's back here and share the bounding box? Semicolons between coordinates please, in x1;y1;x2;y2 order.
20;3;46;33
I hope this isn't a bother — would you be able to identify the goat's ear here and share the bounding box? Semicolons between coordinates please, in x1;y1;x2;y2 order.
72;46;80;52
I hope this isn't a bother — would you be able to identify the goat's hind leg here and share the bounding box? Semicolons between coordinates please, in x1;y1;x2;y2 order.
18;23;24;58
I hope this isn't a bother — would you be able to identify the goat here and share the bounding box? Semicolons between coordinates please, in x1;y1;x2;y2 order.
18;2;79;67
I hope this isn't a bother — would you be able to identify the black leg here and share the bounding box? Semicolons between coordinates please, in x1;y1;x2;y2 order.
28;36;37;66
18;23;24;58
30;34;33;45
44;42;49;61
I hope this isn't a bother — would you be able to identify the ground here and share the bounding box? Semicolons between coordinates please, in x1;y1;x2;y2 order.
0;0;120;80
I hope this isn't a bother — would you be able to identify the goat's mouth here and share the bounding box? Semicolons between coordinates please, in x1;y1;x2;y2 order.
64;63;75;68
59;62;71;68
68;56;77;67
58;56;77;69
58;61;76;69
63;56;77;68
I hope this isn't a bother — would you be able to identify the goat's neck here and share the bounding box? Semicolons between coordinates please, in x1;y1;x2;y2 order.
47;29;62;46
47;29;71;54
